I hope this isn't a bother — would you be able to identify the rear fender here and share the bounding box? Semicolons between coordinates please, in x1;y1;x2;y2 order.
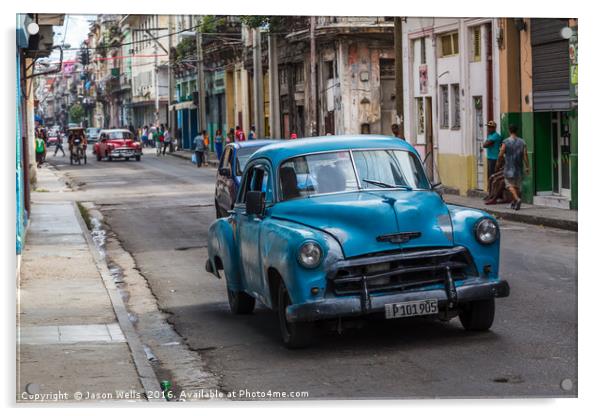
207;218;243;291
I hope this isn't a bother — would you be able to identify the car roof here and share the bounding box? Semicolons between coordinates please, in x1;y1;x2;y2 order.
100;129;132;133
229;139;275;150
249;135;419;166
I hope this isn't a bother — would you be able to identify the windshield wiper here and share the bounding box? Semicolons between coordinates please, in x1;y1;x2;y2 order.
362;179;412;190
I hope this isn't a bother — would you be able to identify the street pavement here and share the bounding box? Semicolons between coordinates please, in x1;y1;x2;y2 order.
42;147;578;399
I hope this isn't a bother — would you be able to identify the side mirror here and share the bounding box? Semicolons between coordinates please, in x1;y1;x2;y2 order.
218;167;231;177
246;191;265;216
431;182;444;196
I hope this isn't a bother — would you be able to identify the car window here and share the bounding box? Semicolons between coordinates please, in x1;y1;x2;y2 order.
235;147;261;176
352;149;430;190
279;151;358;201
221;146;233;169
238;163;273;204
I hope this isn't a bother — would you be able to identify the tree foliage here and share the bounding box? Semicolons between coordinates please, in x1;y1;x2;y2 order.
239;16;286;32
69;103;85;124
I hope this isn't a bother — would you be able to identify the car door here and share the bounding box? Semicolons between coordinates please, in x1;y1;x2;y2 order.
216;145;234;213
234;160;273;299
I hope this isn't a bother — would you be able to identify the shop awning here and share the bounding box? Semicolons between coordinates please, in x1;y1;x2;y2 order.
169;101;197;111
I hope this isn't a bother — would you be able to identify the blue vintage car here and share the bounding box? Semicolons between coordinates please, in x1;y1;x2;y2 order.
206;135;509;348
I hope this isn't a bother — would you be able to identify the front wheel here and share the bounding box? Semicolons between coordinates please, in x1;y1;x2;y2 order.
135;155;141;161
227;288;255;314
96;153;102;161
278;281;314;349
459;299;495;331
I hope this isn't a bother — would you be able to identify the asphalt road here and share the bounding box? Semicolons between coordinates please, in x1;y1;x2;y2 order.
47;148;577;399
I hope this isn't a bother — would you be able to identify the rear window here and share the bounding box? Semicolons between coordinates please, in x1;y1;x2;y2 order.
236;146;264;176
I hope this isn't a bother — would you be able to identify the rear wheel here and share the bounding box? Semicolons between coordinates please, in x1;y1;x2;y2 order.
278;281;314;349
459;299;495;331
96;153;101;161
227;288;255;314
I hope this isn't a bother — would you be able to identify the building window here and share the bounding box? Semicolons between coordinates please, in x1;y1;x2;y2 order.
439;85;449;128
279;67;288;86
451;83;461;128
420;37;427;65
325;60;335;80
416;98;425;135
379;58;395;78
471;26;481;62
294;63;304;85
439;31;459;57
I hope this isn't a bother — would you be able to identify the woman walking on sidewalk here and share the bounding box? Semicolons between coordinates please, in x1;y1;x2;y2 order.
214;129;224;162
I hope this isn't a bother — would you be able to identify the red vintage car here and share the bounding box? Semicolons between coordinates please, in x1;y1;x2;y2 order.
93;129;142;161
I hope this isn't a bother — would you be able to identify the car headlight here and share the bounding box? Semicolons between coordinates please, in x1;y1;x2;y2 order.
474;218;499;245
297;241;323;268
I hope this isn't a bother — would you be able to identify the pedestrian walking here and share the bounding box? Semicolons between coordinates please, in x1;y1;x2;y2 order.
248;125;256;140
202;130;210;166
483;120;502;182
227;128;235;144
152;127;162;155
54;133;65;157
162;129;172;155
141;125;149;148
214;129;224;161
496;124;530;211
192;133;206;168
35;134;45;168
391;124;405;141
235;125;245;142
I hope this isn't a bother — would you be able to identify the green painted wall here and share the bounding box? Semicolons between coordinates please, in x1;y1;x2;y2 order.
569;108;578;209
533;112;552;193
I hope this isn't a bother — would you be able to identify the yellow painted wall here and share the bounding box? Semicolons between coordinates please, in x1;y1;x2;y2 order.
225;70;235;129
437;153;477;195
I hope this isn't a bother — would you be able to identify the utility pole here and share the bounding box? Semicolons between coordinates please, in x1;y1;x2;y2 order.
394;17;405;137
195;16;206;135
154;41;159;127
168;15;176;137
252;28;265;137
268;33;280;138
309;16;317;136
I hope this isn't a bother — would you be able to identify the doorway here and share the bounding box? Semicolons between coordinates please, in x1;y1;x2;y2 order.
551;111;571;197
424;97;434;181
473;96;485;190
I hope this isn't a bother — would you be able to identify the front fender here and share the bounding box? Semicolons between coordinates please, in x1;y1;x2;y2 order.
259;218;344;308
448;205;501;279
206;217;243;291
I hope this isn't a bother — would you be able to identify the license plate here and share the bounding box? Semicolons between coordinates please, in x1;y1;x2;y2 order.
384;299;438;319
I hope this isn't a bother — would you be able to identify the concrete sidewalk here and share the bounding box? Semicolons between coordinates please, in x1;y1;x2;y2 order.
167;149;219;167
444;193;577;231
17;166;160;403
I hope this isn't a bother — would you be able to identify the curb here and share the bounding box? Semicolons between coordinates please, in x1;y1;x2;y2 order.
72;201;165;402
167;151;219;167
478;208;577;232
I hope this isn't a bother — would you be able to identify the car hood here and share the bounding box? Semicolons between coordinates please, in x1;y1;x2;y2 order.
269;190;454;258
107;139;137;148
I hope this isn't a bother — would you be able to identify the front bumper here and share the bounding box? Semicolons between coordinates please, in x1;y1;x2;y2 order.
286;278;509;323
109;148;141;158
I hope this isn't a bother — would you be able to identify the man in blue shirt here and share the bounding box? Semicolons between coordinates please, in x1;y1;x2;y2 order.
483;120;502;180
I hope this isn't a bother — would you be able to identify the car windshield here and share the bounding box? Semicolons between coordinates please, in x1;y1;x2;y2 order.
279;149;430;201
279;151;358;200
236;147;263;176
352;149;430;191
104;131;132;140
